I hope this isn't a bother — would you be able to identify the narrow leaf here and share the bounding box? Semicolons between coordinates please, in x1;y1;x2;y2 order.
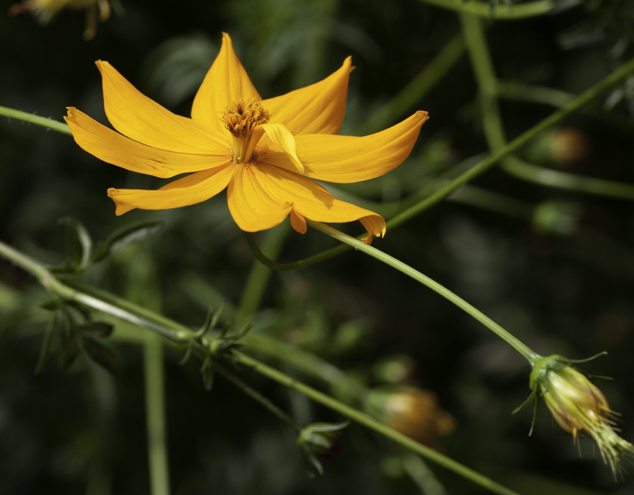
92;221;163;262
81;335;120;374
59;217;92;271
34;310;62;374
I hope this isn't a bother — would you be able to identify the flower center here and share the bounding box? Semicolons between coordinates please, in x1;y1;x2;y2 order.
221;98;270;164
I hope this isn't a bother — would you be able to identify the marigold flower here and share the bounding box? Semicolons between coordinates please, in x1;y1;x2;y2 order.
529;354;634;475
9;0;110;40
64;33;428;243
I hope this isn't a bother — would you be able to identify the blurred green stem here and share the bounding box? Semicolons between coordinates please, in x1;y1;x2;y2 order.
233;350;521;495
236;223;290;328
355;33;465;134
0;238;521;495
0;105;72;135
306;221;539;364
244;332;369;403
211;359;301;432
144;332;170;495
461;13;634;200
419;0;554;19
242;51;634;271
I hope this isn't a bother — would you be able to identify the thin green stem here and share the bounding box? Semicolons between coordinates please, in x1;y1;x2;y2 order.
503;156;634;200
496;81;634;135
233;350;521;495
244;332;369;403
0;106;72;136
389;41;634;227
307;221;539;364
236;224;290;327
462;13;634;201
211;359;301;432
460;13;506;150
144;332;170;495
419;0;554;19
355;33;465;134
243;53;634;272
0;239;522;494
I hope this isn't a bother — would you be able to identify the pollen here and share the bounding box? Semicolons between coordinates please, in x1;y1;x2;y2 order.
221;98;270;138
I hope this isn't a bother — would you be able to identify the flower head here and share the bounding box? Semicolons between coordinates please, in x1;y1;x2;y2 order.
366;386;455;450
64;33;428;243
9;0;111;40
529;354;633;475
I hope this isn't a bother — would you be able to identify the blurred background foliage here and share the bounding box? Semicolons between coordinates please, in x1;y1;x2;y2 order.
2;0;634;494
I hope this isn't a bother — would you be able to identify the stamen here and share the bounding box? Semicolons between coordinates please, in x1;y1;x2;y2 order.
221;98;270;138
221;98;270;164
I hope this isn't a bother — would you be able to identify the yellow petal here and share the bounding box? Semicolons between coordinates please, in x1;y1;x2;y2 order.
65;108;231;178
191;33;261;134
262;57;352;136
290;211;307;234
97;60;227;153
262;111;429;183
227;165;293;232
251;163;386;241
107;163;236;215
260;122;304;173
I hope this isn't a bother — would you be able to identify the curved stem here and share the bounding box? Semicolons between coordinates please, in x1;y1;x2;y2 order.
419;0;554;19
502;156;634;200
244;53;634;272
0;106;72;136
307;221;539;364
355;33;465;134
461;13;634;202
233;350;521;495
236;224;289;327
211;359;301;432
0;238;521;494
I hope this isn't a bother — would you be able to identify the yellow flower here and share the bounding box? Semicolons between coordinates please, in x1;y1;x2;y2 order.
9;0;110;40
64;33;428;243
530;355;634;475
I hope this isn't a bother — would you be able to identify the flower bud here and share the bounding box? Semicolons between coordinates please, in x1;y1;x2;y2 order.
529;354;633;475
366;386;455;450
9;0;111;40
297;422;348;476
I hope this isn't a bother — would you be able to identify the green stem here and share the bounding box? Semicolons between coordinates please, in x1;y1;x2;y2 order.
211;359;301;432
461;13;634;201
144;332;170;495
503;156;634;201
0;239;522;494
236;224;289;328
419;0;554;19
355;33;465;134
244;332;368;403
0;105;72;136
233;350;521;495
307;221;539;364
242;53;634;272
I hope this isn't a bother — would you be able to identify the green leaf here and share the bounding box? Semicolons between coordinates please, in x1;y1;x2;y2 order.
59;217;93;271
92;221;163;262
81;335;120;374
34;310;62;374
60;329;79;370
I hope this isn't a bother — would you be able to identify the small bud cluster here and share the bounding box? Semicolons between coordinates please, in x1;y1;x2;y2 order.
221;98;270;138
530;355;634;476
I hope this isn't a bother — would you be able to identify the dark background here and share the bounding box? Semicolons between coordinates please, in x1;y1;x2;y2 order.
2;0;634;493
